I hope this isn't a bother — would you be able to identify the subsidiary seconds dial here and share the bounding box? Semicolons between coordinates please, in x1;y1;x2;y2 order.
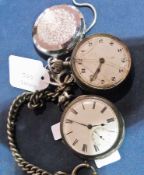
60;96;125;159
71;34;132;90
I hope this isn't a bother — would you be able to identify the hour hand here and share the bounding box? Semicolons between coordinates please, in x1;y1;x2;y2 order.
90;58;105;82
92;123;106;127
90;68;100;82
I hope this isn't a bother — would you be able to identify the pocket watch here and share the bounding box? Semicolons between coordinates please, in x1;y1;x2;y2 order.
32;0;97;57
71;33;132;91
60;95;125;159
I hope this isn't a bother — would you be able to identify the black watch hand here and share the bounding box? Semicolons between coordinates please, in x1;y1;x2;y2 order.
68;120;88;127
90;58;105;82
92;123;106;127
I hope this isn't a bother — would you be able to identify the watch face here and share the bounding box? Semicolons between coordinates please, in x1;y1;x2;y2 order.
71;34;132;90
32;4;85;57
61;96;124;159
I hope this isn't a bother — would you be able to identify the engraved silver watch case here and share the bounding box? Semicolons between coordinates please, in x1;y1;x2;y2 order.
32;1;97;57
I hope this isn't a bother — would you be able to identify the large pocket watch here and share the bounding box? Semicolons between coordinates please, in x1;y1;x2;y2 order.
60;95;125;159
32;0;97;57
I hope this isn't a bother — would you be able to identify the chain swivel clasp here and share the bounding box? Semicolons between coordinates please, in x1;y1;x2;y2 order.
72;163;98;175
48;57;70;75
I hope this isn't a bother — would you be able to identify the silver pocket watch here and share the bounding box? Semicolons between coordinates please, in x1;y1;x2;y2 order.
32;0;97;57
71;34;132;90
60;95;125;159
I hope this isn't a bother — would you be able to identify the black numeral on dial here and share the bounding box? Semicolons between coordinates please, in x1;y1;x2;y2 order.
101;106;107;113
107;118;115;123
110;42;114;46
73;139;79;146
76;59;82;65
81;68;86;73
94;145;99;152
112;77;116;81
71;108;78;115
82;144;87;152
93;101;96;109
118;48;123;52
119;68;124;73
82;103;85;110
88;42;93;46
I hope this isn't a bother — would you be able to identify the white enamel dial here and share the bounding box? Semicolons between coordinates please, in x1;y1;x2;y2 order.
71;34;132;90
61;96;124;158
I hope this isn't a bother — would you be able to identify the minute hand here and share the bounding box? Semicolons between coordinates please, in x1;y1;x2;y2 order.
69;120;88;127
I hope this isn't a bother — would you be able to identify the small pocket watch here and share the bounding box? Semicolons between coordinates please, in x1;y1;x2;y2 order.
32;0;97;57
71;34;132;90
60;95;125;159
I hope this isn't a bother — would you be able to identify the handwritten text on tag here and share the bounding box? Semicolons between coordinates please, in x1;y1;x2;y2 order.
9;55;50;92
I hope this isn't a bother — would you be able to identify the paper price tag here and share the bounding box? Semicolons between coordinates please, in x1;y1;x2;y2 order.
51;122;62;140
95;151;121;168
9;55;50;92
